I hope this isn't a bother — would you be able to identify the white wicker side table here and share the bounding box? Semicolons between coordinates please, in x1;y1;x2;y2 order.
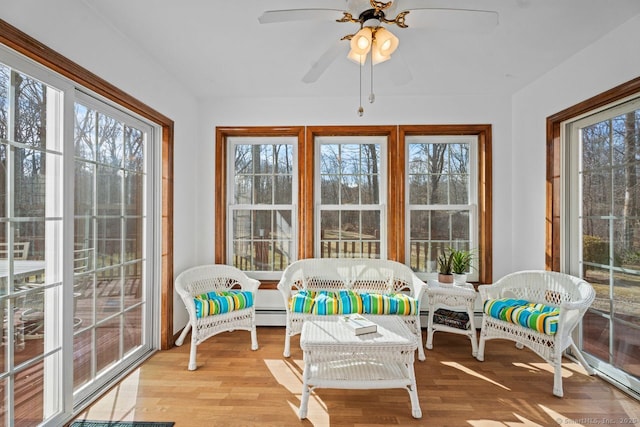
299;316;421;419
426;280;478;357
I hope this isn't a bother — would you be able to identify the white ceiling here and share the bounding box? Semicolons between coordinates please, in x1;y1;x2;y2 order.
80;0;640;100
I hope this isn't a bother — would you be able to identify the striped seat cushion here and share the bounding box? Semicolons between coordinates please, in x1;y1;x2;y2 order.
194;290;254;318
483;298;560;335
289;290;419;315
361;292;419;315
289;290;361;315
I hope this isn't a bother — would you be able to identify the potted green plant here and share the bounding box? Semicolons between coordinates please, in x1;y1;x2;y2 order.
437;250;454;284
450;248;475;285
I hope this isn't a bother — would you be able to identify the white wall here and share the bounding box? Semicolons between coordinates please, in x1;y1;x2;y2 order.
0;0;199;333
511;14;640;271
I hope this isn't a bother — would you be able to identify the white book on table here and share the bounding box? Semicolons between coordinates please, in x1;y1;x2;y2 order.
339;314;377;335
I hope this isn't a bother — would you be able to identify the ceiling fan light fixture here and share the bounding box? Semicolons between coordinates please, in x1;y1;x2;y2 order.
371;44;391;65
373;27;399;57
350;27;373;55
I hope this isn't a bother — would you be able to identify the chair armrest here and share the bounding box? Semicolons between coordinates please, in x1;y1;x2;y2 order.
241;277;261;294
478;284;497;302
411;276;427;301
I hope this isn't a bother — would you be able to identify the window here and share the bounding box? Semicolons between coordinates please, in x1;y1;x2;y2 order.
316;136;386;259
405;135;478;281
227;136;297;280
547;76;640;397
216;125;492;286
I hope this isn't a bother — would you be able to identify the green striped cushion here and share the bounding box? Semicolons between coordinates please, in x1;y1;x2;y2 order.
361;293;419;315
289;290;364;315
194;290;254;318
289;290;339;314
483;298;559;335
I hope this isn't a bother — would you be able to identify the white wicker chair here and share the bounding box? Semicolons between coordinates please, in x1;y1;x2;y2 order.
175;265;260;370
477;270;596;397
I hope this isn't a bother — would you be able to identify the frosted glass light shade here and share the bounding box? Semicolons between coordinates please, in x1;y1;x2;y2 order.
373;27;399;57
371;41;391;64
347;48;367;65
350;27;373;55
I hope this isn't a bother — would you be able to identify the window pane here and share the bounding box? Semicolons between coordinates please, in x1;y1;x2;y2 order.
96;165;122;216
124;126;144;171
97;114;123;166
274;175;292;204
255;175;273;204
321;174;339;204
582;170;611;217
319;210;380;258
14;146;45;217
231;209;293;272
96;315;121;374
124;171;143;216
75;103;96;160
14;72;46;148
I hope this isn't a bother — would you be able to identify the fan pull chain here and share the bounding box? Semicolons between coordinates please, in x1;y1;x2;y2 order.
369;49;375;104
357;54;364;117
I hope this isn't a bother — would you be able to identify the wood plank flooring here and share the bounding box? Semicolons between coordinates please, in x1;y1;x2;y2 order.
72;327;640;427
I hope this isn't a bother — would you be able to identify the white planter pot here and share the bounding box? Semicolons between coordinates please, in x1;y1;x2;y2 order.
452;273;467;285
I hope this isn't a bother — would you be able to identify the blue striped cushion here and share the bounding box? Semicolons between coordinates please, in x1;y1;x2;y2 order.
194;290;254;318
290;290;361;314
483;298;559;335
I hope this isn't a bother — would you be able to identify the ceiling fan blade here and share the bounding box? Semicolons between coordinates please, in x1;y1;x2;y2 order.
404;8;499;32
302;41;346;83
258;9;345;24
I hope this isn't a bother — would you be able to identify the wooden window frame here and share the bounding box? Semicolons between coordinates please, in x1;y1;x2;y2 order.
546;76;640;271
217;124;493;286
0;19;175;349
399;125;492;284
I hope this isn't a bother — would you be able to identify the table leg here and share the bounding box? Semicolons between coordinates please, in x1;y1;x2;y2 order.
406;364;422;418
426;303;435;350
468;306;478;357
299;364;310;419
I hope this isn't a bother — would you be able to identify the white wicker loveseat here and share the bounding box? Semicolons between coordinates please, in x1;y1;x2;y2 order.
277;258;427;361
477;270;596;397
175;265;260;370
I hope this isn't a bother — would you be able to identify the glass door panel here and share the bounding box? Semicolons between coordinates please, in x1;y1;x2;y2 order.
0;63;64;426
72;95;152;406
575;101;640;394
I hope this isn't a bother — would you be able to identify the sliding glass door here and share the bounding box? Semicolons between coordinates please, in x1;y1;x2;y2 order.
565;96;640;396
72;93;156;407
0;45;159;426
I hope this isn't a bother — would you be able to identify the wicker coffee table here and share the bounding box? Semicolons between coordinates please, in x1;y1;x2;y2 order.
298;316;421;419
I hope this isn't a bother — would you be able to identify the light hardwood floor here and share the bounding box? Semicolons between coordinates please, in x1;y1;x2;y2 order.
72;326;640;427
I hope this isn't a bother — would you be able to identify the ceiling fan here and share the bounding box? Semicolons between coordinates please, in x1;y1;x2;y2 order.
258;0;499;83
